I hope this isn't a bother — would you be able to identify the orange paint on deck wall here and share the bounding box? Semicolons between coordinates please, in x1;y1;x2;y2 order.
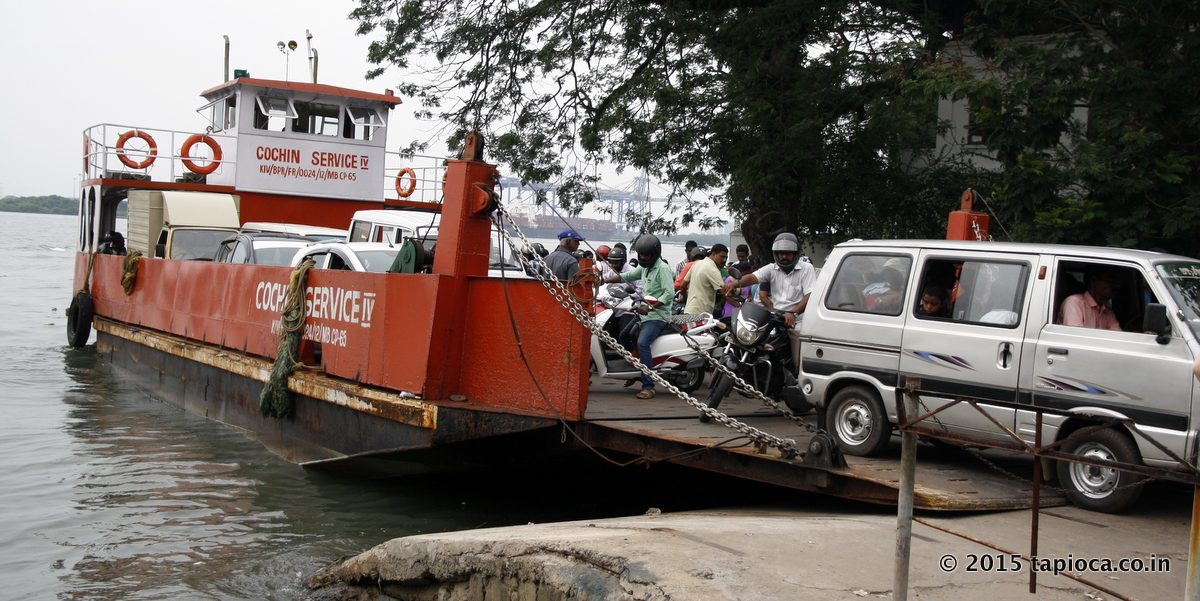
82;253;589;419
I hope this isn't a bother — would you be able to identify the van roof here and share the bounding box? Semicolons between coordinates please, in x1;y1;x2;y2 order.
350;209;439;229
835;239;1196;264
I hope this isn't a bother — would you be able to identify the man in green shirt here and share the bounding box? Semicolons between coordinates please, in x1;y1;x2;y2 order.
601;234;673;399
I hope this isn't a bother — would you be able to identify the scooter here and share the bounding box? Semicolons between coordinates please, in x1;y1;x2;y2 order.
591;283;720;393
700;300;812;421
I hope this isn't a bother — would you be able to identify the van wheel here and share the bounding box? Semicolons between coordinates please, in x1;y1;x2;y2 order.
827;385;891;456
1056;428;1145;513
66;291;94;348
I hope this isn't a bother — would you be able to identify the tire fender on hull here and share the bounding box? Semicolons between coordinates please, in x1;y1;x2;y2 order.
66;291;94;347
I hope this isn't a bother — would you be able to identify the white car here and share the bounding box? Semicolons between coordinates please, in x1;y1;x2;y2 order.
290;241;400;272
242;221;347;241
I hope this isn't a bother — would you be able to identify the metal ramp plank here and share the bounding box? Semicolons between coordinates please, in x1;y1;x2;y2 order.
582;389;1066;511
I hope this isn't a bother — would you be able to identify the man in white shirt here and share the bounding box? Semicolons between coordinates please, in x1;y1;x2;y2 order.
725;233;816;368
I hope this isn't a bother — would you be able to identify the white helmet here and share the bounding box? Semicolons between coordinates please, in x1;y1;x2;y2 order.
772;233;800;273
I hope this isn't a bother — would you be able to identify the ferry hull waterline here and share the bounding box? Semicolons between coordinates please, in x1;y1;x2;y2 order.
70;75;591;469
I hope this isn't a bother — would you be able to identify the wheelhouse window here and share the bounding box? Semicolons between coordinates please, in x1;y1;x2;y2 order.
825;254;912;316
293;101;340;137
254;95;296;131
198;94;237;132
344;106;383;141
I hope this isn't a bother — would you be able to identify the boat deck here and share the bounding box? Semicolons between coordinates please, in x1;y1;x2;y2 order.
580;379;1064;511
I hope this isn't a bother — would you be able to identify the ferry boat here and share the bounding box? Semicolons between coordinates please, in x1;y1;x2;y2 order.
68;73;592;466
62;58;1082;514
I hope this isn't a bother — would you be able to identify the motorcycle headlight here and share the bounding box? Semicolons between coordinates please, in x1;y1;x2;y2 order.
734;317;764;346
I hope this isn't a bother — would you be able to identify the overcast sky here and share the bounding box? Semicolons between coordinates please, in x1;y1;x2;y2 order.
0;0;440;198
0;0;724;233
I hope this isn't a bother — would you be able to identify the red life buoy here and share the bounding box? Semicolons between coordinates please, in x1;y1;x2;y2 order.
395;167;417;198
180;134;223;175
116;130;158;170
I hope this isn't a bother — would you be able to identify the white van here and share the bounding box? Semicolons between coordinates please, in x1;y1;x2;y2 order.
800;239;1199;512
348;209;527;276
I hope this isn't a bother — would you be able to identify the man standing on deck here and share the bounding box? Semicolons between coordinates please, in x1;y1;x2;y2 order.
683;244;728;317
545;229;584;281
674;240;698;278
600;234;673;399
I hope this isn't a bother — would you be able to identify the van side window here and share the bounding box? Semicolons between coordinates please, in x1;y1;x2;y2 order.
349;221;371;243
825;254;912;316
1054;261;1158;332
918;259;1028;327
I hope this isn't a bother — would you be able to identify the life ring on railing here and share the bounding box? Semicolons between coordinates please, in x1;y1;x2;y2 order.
395;167;417;198
115;130;158;170
180;134;223;175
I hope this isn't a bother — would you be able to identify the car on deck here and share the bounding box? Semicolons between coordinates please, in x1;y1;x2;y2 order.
290;241;401;272
213;232;316;266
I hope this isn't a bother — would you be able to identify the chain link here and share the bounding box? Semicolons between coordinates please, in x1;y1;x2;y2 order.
490;205;803;456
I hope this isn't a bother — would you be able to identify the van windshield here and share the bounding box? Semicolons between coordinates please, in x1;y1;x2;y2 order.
1156;262;1200;339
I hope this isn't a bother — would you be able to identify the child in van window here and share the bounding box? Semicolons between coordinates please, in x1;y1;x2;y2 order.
917;285;950;318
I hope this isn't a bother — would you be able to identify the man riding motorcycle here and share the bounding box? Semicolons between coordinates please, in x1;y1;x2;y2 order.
724;232;817;369
600;234;674;399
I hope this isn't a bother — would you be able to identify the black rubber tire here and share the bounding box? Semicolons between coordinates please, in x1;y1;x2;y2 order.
826;385;892;456
1055;428;1145;514
66;291;94;348
700;373;734;423
678;367;705;394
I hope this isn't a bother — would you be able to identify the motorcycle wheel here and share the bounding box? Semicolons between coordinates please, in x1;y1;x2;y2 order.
678;366;705;393
700;373;734;423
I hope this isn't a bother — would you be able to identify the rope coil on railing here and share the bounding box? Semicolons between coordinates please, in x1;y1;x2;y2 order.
121;250;142;295
259;258;315;418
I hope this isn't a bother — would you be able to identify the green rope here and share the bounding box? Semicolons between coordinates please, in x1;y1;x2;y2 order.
259;258;315;418
121;250;142;295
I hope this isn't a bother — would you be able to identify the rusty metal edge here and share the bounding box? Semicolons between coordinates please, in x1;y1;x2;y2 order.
94;317;438;430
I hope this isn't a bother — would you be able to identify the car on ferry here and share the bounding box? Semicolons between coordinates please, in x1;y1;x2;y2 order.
349;209;529;276
242;222;347;241
213;232;317;266
290;241;400;272
798;239;1200;512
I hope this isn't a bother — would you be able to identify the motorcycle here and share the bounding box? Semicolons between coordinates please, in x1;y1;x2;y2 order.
700;300;812;421
591;283;720;393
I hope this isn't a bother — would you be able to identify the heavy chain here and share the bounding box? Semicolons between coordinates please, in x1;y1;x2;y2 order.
490;205;801;456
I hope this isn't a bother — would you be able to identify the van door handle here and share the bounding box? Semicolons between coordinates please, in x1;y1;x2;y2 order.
998;342;1013;369
1047;347;1067;365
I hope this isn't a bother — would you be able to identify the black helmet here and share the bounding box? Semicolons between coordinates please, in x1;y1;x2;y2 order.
772;232;800;273
632;234;662;266
607;245;627;264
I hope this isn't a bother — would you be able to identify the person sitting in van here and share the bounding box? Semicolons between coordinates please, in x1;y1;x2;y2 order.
545;229;584;281
863;267;905;313
916;285;950;318
1060;269;1121;330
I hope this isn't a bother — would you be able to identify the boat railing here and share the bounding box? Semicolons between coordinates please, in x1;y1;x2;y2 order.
83;123;235;184
382;150;447;205
83;123;455;205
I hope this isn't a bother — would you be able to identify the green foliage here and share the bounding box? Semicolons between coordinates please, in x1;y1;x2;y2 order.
0;195;78;215
352;0;973;251
914;0;1200;255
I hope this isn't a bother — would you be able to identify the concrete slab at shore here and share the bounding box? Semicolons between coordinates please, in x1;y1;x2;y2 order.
308;504;1187;600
